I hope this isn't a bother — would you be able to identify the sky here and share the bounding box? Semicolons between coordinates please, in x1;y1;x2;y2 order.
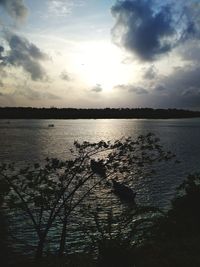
0;0;200;109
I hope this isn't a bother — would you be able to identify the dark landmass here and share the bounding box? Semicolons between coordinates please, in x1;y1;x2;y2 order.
0;107;200;119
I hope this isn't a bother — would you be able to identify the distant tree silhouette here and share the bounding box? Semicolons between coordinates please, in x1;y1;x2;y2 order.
0;107;200;119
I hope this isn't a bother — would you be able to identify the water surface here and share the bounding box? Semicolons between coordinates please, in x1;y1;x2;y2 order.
1;118;200;253
1;118;200;207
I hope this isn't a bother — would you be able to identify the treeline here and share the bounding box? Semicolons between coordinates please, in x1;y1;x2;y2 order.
0;107;200;119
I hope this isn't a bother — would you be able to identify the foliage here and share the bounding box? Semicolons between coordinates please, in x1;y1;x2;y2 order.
132;173;200;267
0;177;9;206
0;133;175;258
168;173;200;234
82;205;162;267
93;173;200;267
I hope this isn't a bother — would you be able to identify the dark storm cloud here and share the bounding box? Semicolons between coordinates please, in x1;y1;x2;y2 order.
0;45;4;53
111;0;175;61
163;65;200;92
111;0;200;61
182;88;200;97
153;64;200;109
1;33;48;81
91;84;103;93
0;0;28;22
114;62;200;109
178;2;200;42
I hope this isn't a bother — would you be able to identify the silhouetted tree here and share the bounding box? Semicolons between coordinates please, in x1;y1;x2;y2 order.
168;173;200;233
0;133;175;259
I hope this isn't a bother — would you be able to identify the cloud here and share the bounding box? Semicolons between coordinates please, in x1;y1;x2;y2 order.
151;63;200;108
1;32;48;81
91;84;103;93
154;84;166;92
0;63;7;87
48;0;72;16
163;65;200;93
111;0;175;61
47;0;84;17
129;86;148;94
0;86;61;105
0;0;28;22
111;0;200;61
112;59;200;109
182;88;200;97
143;65;157;80
60;71;71;81
0;92;15;105
177;2;200;42
178;41;200;62
0;45;4;60
115;84;148;94
13;87;61;101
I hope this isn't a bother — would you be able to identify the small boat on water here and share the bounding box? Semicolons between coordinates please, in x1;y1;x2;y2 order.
48;124;54;128
112;180;136;202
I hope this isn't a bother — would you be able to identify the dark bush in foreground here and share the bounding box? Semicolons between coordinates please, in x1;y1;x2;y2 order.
2;139;200;266
0;134;174;260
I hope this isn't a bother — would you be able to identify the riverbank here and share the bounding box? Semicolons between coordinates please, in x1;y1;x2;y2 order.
1;107;200;119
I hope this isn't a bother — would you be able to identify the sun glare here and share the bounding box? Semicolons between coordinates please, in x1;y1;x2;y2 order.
72;41;131;91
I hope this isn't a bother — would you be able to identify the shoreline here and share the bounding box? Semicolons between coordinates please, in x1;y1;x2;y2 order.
1;107;200;120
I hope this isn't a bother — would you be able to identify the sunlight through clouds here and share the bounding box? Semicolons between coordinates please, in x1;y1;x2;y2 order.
71;41;132;91
0;0;200;108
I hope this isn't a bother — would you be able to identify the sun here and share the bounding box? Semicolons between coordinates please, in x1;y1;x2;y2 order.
72;41;131;91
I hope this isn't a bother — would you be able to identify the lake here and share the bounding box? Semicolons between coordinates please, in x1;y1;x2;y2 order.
1;118;200;254
1;118;200;208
